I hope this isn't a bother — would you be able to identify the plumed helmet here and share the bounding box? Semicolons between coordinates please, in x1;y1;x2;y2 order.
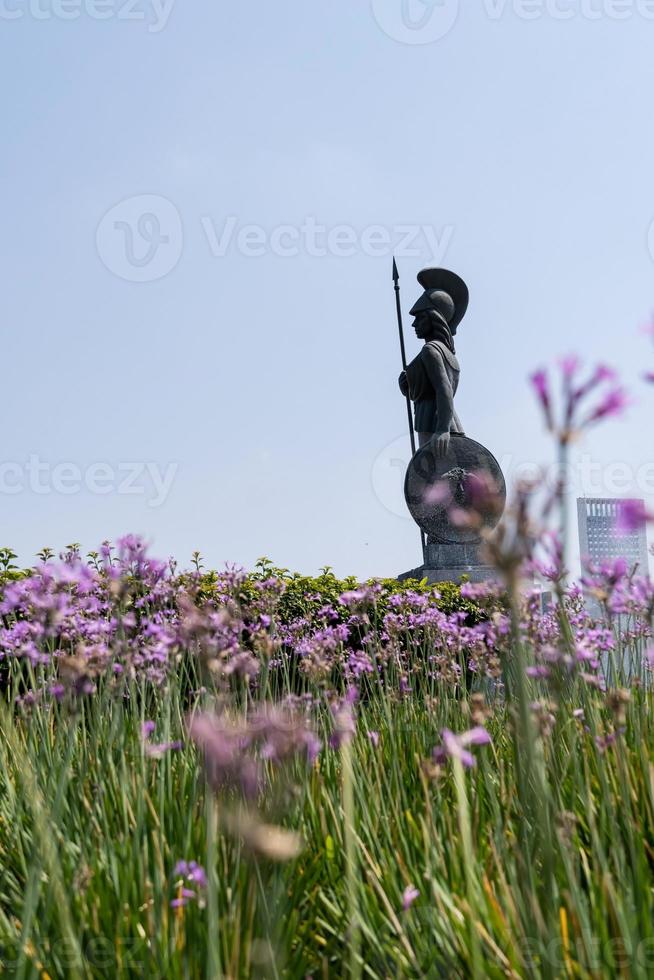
409;268;469;333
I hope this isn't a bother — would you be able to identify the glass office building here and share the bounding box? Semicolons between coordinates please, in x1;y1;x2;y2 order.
576;497;650;574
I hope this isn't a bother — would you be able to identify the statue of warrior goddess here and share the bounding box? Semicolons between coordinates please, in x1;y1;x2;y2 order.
398;268;469;459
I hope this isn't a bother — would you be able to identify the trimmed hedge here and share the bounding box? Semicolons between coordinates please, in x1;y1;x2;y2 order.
186;557;483;627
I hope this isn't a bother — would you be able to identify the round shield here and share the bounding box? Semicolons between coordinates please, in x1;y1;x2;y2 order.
404;434;506;543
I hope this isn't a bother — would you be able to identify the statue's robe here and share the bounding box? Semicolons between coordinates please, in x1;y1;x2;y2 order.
401;340;464;436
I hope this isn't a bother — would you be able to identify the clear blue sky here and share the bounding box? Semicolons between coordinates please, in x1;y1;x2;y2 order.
2;1;654;577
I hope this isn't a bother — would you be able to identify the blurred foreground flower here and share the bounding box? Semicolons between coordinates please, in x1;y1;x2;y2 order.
329;687;358;750
187;707;312;866
530;358;627;444
402;886;419;911
145;740;183;759
226;809;303;863
614;499;653;535
367;730;380;748
433;726;492;769
188;706;320;800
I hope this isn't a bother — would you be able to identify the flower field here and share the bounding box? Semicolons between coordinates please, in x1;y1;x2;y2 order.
1;358;654;978
0;538;653;979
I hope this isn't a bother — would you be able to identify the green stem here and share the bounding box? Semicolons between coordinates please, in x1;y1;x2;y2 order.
342;739;361;980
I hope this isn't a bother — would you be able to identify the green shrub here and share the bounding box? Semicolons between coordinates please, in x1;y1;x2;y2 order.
191;557;483;627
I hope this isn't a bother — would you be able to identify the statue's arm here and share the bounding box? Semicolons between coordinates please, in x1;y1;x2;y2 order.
422;347;454;458
398;371;409;396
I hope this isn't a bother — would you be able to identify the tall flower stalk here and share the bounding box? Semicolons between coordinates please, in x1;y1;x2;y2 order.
530;357;628;584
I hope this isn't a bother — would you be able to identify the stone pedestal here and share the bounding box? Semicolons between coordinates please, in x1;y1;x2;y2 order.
399;538;499;584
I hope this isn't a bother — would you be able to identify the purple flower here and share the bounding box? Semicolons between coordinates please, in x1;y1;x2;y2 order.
367;730;380;748
526;665;550;679
402;886;419;911
460;581;500;601
582;387;629;425
145;740;183;758
595;729;625;753
329;689;358;750
530;357;627;440
170;894;193;909
174;860;207;889
433;726;492;768
188;713;259;799
559;354;580;379
571;363;616;403
141;720;156;739
530;369;553;429
188;706;320;800
424;481;452;506
338;586;379;608
614;499;651;535
187;864;208;888
256;706;322;764
347;649;374;678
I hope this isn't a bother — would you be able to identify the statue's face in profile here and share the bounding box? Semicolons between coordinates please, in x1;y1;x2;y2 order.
413;312;432;339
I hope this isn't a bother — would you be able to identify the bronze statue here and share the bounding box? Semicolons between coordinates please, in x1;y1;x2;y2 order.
391;265;506;583
398;268;469;457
